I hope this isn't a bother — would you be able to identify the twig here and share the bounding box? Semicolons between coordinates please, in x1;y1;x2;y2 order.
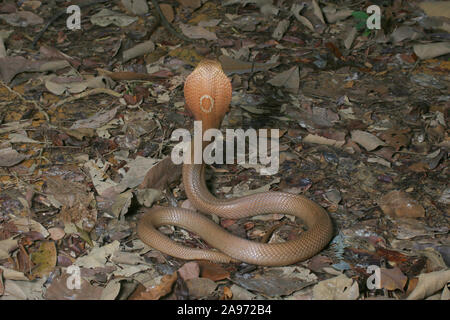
150;0;193;43
50;88;122;109
32;0;110;48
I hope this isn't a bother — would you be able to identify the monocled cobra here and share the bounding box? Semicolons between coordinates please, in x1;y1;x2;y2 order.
137;59;333;266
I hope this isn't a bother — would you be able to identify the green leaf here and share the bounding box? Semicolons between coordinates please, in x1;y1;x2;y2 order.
352;11;369;21
356;21;366;31
363;29;371;37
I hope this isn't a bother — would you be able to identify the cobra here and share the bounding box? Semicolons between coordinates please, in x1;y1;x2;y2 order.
137;59;333;266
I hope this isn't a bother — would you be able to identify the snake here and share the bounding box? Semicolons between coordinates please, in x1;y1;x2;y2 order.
137;59;333;266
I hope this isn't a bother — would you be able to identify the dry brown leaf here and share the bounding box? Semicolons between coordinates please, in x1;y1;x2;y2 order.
30;241;57;279
139;156;182;190
378;190;425;218
407;269;450;300
267;66;299;93
379;267;408;291
160;3;174;22
198;261;230;281
176;0;202;9
313;274;359;300
178;262;200;281
0;238;17;259
379;129;410;151
221;286;232;300
0;147;26;167
418;1;450;19
186;277;217;299
218;55;278;75
351;130;386;151
45;273;104;300
180;24;217;41
311;0;325;24
137;272;177;300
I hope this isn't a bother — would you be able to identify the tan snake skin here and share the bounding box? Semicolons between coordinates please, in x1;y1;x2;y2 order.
137;60;333;266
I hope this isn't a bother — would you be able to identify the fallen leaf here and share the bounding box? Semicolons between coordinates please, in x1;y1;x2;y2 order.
159;3;174;22
351;130;386;151
186;277;217;299
267;66;299;93
418;1;450;19
0;147;26;167
198;261;230;281
139;156;182;190
137;272;177;300
230;284;256;300
235;276;314;297
70;106;119;129
311;0;325;24
90;8;138;27
413;42;450;60
218;55;278;75
178;262;200;281
121;0;149;15
407;269;450;300
30;241;57;279
272;19;290;40
100;278;122;300
180;24;217;41
0;11;43;26
0;238;17;259
45;273;103;300
379;267;408;291
74;241;120;268
378;190;425;218
313;274;359;300
176;0;202;9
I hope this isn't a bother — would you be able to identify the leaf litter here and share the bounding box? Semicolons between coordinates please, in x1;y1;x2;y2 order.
0;0;448;301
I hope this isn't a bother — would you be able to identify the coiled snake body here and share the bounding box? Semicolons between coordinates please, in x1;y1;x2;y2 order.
137;60;333;266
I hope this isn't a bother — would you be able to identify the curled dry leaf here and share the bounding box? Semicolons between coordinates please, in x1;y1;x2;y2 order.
351;130;386;151
407;269;450;300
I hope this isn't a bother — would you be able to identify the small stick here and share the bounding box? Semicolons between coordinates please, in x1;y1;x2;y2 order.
50;88;122;109
150;0;193;43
